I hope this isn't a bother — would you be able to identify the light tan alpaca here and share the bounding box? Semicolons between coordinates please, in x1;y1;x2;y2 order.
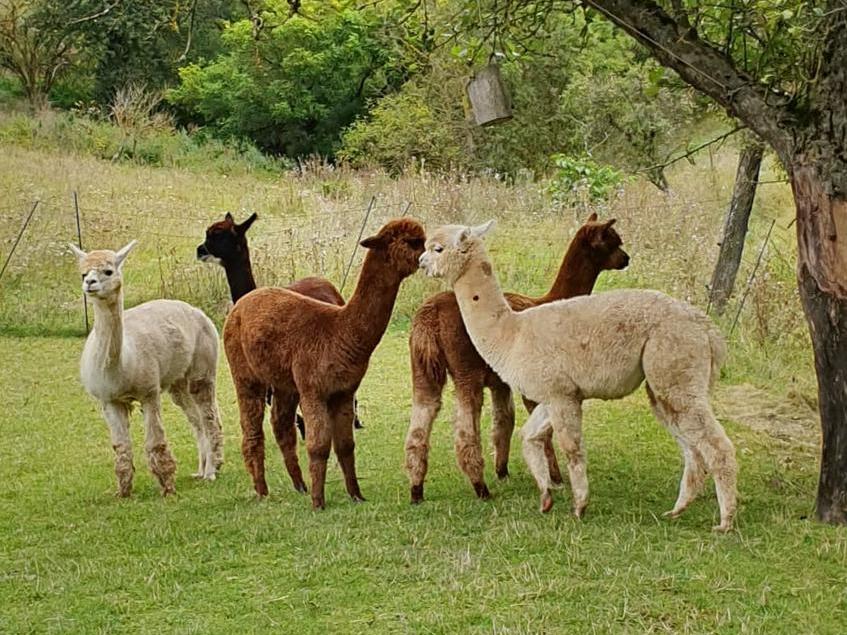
419;222;738;531
70;241;223;496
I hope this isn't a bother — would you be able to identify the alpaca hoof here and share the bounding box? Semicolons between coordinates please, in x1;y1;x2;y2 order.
712;521;732;533
312;498;325;510
474;482;491;500
161;485;176;497
255;483;269;497
115;489;132;498
192;472;204;479
353;419;364;430
573;503;588;519
293;481;308;494
540;491;554;513
663;508;683;519
410;484;424;504
350;494;366;503
496;466;509;480
550;473;565;487
203;472;217;481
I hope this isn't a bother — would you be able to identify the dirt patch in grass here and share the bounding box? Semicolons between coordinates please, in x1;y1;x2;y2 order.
716;383;819;449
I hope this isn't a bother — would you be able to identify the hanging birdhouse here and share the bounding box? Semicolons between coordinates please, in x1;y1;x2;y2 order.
466;64;512;127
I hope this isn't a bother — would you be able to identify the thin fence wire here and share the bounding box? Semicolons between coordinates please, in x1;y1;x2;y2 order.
0;187;797;343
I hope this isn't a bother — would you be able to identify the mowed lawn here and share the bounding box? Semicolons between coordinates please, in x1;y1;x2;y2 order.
1;330;845;634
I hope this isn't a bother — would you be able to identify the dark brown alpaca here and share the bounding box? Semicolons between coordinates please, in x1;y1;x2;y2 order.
197;212;345;305
197;212;362;434
405;213;629;503
224;218;426;508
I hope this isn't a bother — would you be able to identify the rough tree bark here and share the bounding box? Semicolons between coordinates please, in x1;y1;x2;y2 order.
583;0;847;523
709;140;764;315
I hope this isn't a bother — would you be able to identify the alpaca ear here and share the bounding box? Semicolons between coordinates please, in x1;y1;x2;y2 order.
604;218;617;230
114;240;138;268
586;212;599;222
470;219;496;238
225;212;234;222
237;212;258;234
360;234;386;250
68;243;87;261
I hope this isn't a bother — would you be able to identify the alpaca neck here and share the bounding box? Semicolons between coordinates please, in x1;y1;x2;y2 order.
452;254;518;365
90;292;124;370
224;248;257;303
539;238;601;302
340;251;403;362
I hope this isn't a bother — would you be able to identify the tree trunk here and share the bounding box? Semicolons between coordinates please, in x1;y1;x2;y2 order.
792;165;847;524
709;140;764;315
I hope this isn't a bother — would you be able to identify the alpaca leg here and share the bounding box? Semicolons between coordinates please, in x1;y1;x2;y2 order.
663;435;708;520
192;378;224;473
270;391;307;494
523;396;564;487
299;396;333;510
141;396;177;496
330;393;364;502
405;372;444;504
689;415;737;532
520;404;555;513
352;396;364;430
103;402;134;497
454;383;489;500
645;385;707;518
549;400;588;518
646;380;737;531
236;391;268;497
490;381;515;479
170;382;212;479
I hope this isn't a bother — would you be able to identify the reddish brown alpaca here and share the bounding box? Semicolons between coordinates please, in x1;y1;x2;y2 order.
405;214;629;502
224;218;426;508
197;212;363;433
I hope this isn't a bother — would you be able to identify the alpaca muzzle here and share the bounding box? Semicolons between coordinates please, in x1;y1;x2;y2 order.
419;252;438;277
196;243;222;266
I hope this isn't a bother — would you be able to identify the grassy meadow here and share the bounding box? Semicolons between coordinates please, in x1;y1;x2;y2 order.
1;138;843;633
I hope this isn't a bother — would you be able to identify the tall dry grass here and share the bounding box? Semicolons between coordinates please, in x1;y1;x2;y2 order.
0;142;812;395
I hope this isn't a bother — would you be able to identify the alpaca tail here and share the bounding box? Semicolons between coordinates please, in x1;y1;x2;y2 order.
409;303;447;395
707;324;727;391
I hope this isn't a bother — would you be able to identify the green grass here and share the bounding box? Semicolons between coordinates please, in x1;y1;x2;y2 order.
0;123;835;633
1;332;844;634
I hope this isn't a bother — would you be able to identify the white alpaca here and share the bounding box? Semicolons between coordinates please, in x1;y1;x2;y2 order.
70;241;223;496
419;222;738;531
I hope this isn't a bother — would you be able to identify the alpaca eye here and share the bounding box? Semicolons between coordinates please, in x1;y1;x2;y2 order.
434;246;444;253
104;269;113;276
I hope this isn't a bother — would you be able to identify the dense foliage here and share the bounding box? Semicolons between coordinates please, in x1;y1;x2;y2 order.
0;1;711;178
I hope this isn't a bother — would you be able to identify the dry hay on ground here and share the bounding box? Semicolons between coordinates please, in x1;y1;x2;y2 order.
716;383;819;450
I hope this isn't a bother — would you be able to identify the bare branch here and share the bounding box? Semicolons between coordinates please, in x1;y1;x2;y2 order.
636;125;746;174
582;0;795;159
177;0;199;62
67;0;121;27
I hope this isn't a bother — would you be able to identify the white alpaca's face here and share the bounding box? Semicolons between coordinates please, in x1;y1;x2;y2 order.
419;221;495;282
69;241;137;299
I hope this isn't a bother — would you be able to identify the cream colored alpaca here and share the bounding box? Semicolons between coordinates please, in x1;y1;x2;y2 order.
70;241;223;496
419;222;737;531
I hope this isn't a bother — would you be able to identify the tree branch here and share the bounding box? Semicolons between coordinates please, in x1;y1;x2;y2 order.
177;0;199;62
581;0;795;160
67;0;121;27
636;124;745;174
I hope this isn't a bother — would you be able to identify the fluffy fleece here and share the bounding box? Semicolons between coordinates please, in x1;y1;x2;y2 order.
223;218;426;509
405;213;629;503
71;241;222;496
419;222;737;532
